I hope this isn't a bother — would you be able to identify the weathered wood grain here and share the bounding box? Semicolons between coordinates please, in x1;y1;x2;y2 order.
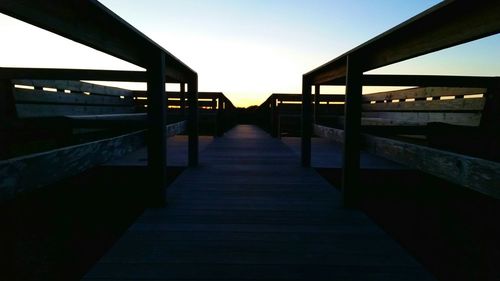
362;111;482;126
0;130;145;202
0;121;186;202
361;87;486;102
362;98;485;112
314;124;500;199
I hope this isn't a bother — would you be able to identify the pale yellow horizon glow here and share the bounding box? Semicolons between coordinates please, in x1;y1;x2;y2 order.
1;1;499;108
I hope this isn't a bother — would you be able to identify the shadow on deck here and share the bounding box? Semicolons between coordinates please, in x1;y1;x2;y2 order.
82;125;435;280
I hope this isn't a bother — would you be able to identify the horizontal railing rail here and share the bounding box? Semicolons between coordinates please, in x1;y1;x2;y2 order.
300;0;500;206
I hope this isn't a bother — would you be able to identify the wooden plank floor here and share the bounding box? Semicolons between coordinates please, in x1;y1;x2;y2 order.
83;125;435;281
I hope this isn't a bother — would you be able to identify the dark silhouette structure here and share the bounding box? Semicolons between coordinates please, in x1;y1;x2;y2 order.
0;1;499;280
300;1;500;207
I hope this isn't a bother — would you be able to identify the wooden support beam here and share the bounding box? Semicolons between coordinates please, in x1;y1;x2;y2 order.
314;85;321;123
342;55;362;208
0;79;16;124
0;67;185;83
146;52;167;206
270;97;279;138
0;79;16;159
216;96;224;137
480;80;500;160
324;75;499;88
188;75;199;167
0;1;196;81
306;1;500;84
301;77;312;167
180;83;186;116
267;93;345;103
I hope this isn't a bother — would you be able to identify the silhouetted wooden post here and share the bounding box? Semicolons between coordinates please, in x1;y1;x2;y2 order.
342;55;362;207
314;84;320;124
211;97;218;137
301;76;312;167
180;83;186;117
0;79;15;123
216;96;224;137
147;52;167;206
481;79;500;160
268;100;272;133
270;97;278;137
188;75;199;166
271;97;281;138
0;79;15;158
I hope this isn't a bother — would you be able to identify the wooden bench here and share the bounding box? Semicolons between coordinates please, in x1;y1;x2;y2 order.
0;79;187;202
360;86;500;160
0;79;144;157
318;86;498;160
313;85;500;199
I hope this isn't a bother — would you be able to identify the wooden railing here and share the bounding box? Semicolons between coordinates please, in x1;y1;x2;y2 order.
0;1;204;205
133;90;237;136
257;93;344;137
0;78;194;202
300;1;500;206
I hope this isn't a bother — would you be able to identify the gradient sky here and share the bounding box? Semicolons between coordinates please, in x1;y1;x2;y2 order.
0;0;498;107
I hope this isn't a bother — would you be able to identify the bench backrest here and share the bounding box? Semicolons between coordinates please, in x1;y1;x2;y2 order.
8;79;135;118
361;87;487;126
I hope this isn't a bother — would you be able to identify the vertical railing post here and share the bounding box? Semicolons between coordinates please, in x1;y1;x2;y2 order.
314;84;320;125
270;97;276;137
268;99;273;133
481;78;500;160
271;97;280;138
301;76;312;167
146;52;167;206
0;79;15;124
188;74;199;167
342;55;363;207
216;95;224;137
0;79;15;159
180;82;186;118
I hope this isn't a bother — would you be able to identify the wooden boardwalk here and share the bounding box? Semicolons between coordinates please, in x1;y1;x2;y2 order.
83;125;435;281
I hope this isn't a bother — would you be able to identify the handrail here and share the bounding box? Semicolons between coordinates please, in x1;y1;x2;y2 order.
0;1;196;81
0;1;200;205
304;1;500;84
301;1;500;207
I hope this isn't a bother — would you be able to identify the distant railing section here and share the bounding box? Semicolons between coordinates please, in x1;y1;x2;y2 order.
257;93;344;137
133;90;237;136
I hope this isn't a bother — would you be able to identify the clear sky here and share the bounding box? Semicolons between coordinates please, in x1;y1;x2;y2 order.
0;0;498;107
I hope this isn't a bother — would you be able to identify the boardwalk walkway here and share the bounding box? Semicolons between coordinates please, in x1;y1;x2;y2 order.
83;125;434;280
